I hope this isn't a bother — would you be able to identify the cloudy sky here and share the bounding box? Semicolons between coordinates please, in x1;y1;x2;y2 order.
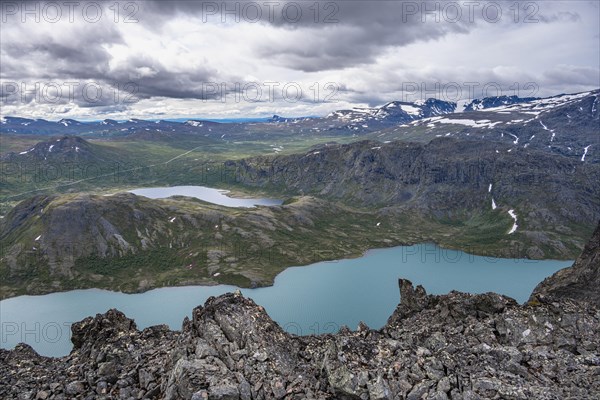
1;0;599;120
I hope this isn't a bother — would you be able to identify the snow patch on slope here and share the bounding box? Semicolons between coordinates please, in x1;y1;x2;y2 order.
507;210;518;234
581;145;591;161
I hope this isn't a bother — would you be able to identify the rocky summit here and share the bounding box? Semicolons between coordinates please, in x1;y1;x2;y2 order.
1;225;599;400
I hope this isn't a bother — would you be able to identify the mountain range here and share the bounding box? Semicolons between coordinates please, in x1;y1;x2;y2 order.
1;89;599;298
2;137;598;298
1;90;596;137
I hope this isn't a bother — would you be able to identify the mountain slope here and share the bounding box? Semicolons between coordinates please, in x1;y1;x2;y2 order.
1;136;122;164
0;136;137;210
530;221;600;306
231;137;599;218
2;170;592;299
464;95;540;111
1;193;419;298
225;137;600;259
374;90;599;163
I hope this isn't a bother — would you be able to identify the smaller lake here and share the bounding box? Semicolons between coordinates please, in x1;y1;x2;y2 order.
128;186;282;208
0;244;571;357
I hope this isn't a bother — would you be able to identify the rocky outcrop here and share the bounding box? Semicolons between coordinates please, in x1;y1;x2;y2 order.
531;221;600;306
2;281;600;399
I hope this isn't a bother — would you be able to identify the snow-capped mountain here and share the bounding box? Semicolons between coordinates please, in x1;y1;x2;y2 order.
476;91;598;115
0;117;64;134
57;118;84;127
101;119;120;126
327;98;457;125
463;95;540;111
375;89;599;163
0;99;458;137
0;90;597;154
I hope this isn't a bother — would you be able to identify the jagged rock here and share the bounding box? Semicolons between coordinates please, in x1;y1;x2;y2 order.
71;308;137;352
407;381;432;400
35;391;48;400
367;376;391;400
208;384;239;400
1;227;600;399
399;278;431;313
2;288;598;399
97;361;117;380
64;381;85;395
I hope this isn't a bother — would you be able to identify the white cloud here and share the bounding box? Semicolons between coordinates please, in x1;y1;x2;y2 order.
0;0;598;119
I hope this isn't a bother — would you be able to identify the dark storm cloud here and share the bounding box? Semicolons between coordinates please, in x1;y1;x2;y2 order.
255;0;588;72
0;0;596;117
132;0;585;72
109;54;223;100
255;23;471;73
135;0;581;27
1;2;123;81
1;1;587;79
0;1;231;106
138;0;474;71
2;38;115;80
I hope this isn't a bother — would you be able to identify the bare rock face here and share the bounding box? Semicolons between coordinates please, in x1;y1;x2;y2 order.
531;221;600;306
398;278;431;314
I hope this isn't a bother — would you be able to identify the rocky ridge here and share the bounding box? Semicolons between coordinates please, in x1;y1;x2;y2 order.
1;284;599;399
1;222;599;399
531;221;600;306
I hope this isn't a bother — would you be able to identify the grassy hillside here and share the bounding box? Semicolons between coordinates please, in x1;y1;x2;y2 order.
0;188;591;299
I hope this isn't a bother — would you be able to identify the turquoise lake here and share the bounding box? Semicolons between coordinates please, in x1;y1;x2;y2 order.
128;186;283;207
0;244;570;357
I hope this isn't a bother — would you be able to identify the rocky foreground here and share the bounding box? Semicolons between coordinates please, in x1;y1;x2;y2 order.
1;224;599;400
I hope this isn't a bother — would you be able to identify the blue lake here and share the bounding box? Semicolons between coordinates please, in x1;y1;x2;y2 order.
0;244;570;357
128;186;283;208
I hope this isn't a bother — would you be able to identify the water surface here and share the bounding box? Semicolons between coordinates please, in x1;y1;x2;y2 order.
128;186;282;208
0;244;570;357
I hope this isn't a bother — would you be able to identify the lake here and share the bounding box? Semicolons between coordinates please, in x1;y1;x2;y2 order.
0;243;570;357
128;186;283;208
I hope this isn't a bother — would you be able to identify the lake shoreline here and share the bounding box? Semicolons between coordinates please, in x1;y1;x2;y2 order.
1;241;571;357
128;185;284;208
0;239;574;301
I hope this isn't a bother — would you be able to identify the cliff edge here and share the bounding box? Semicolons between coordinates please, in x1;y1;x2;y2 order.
531;221;600;306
